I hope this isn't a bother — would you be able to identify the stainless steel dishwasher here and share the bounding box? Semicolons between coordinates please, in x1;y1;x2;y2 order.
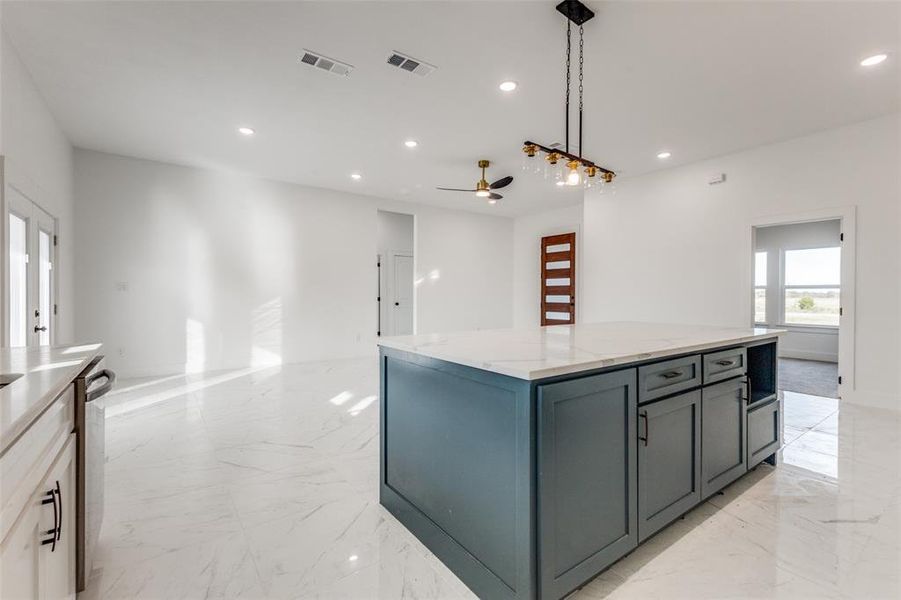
74;356;116;591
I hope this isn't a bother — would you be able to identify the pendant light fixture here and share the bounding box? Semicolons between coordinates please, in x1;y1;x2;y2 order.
522;1;615;190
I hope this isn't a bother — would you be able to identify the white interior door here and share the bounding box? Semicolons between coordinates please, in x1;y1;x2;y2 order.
7;187;56;347
392;254;414;336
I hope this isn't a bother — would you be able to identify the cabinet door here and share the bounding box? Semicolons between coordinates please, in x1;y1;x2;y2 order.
537;369;638;600
638;390;701;542
701;378;747;498
39;435;76;600
0;494;41;599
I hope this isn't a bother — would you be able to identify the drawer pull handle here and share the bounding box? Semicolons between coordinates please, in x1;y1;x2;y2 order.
659;370;682;379
40;487;58;552
638;412;649;447
715;359;735;367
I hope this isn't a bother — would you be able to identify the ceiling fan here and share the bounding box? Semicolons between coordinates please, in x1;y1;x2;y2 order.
437;160;513;203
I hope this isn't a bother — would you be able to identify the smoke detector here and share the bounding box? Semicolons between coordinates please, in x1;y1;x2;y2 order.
386;51;436;77
299;49;354;76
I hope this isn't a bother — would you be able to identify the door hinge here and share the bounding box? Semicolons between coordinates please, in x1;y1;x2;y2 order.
377;296;381;302
53;235;58;246
377;330;381;337
53;304;58;315
839;232;844;242
838;375;842;385
839;307;843;316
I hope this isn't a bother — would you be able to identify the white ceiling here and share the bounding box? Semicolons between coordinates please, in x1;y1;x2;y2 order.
3;1;899;217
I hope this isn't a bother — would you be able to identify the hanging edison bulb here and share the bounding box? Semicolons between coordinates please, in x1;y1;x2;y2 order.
564;160;582;186
583;165;598;189
545;152;561;181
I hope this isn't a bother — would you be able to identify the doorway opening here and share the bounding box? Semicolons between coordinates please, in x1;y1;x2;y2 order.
377;211;414;337
752;218;844;399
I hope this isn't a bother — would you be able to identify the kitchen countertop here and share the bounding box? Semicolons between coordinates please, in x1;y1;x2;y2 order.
0;343;103;455
377;321;784;380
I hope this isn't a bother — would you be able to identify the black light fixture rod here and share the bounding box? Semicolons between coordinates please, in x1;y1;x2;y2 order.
523;140;615;176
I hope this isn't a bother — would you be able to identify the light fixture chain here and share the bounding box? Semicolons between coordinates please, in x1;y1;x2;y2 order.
579;24;584;153
565;20;571;154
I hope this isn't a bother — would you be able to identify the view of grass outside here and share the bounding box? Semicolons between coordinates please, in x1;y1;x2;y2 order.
784;288;840;326
755;289;766;323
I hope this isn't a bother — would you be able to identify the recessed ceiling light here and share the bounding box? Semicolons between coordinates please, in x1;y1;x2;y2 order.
404;139;418;148
488;199;497;205
237;127;255;136
350;173;362;180
657;151;672;159
499;80;518;92
860;53;888;67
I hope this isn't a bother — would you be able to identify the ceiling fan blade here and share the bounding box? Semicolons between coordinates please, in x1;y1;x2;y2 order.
489;176;513;190
488;192;503;200
436;187;477;192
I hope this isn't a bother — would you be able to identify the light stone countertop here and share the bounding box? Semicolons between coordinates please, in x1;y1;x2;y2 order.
377;322;784;381
0;343;102;454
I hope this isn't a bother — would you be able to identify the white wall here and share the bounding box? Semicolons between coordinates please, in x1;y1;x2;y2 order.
1;31;75;344
755;219;841;362
74;149;513;377
512;204;582;328
582;114;901;410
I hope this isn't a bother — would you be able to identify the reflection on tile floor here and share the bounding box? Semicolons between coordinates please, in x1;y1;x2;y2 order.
84;362;900;599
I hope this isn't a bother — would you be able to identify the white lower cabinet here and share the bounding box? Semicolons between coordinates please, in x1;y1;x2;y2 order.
1;434;76;600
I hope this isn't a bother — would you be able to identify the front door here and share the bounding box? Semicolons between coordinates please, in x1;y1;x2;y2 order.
7;186;56;347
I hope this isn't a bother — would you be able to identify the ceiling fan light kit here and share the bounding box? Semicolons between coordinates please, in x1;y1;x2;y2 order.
521;0;616;193
436;159;513;204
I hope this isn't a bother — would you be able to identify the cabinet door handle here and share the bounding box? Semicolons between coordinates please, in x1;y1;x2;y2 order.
659;370;682;379
715;359;735;367
40;488;58;552
744;376;752;405
55;481;62;541
638;412;649;447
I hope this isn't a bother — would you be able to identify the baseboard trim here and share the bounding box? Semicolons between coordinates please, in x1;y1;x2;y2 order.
778;351;838;363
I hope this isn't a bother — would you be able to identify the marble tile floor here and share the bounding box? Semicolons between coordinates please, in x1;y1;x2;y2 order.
83;359;900;599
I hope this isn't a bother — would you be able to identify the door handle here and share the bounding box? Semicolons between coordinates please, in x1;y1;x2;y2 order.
34;326;48;333
638;412;649;447
394;302;399;306
40;486;58;552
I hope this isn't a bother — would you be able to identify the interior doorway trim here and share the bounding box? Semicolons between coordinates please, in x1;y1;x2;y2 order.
750;206;856;397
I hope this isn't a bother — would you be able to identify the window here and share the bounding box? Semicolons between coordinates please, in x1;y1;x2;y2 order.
783;247;840;326
754;251;767;324
9;213;27;347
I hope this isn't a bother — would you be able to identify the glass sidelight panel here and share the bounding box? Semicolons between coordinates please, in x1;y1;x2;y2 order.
38;230;53;345
9;214;28;347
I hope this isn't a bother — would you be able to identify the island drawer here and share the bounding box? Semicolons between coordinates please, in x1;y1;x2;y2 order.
637;355;702;404
703;347;747;384
0;384;74;540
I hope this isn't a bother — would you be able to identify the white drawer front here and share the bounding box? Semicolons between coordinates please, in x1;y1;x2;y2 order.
0;385;74;542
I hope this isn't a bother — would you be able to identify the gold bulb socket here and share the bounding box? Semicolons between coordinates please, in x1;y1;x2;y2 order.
603;172;615;183
546;152;560;165
522;144;538;157
585;166;598;178
566;159;581;171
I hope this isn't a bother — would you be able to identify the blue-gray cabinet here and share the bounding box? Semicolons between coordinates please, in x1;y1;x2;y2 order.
537;369;638;599
701;376;748;498
637;389;702;542
748;398;781;466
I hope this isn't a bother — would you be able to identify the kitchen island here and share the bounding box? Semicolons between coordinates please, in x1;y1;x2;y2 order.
378;322;784;600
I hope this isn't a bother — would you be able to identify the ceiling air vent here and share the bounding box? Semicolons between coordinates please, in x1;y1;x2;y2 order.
299;49;354;76
386;51;436;77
